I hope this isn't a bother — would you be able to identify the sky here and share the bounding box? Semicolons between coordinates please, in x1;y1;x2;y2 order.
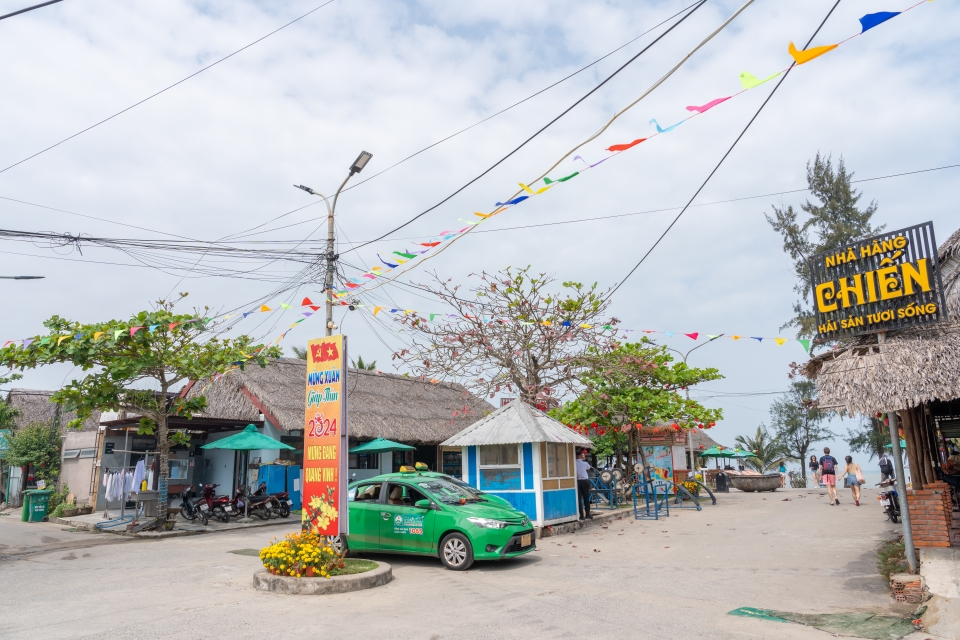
0;0;957;473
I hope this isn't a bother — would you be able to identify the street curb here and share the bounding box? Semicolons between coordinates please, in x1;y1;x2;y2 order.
536;508;631;538
252;562;393;595
51;516;292;538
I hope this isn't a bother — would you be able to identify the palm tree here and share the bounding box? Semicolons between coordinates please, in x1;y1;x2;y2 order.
291;346;308;360
351;355;376;370
734;425;787;472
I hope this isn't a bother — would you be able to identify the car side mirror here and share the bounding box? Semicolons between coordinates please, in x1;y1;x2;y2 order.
414;499;433;509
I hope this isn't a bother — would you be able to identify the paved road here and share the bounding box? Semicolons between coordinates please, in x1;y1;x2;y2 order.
0;488;942;639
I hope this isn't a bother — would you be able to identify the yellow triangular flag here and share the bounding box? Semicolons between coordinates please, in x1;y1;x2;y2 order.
93;332;104;340
373;306;383;316
57;335;70;345
730;335;742;340
260;305;272;312
774;338;787;346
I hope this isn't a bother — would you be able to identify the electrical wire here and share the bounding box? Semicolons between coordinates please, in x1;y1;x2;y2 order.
0;0;336;176
605;0;845;301
343;0;710;254
0;0;63;22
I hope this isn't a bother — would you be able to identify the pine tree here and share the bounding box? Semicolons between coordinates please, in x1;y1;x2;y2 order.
765;153;883;339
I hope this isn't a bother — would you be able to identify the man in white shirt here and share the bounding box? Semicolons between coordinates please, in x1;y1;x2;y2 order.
576;450;593;520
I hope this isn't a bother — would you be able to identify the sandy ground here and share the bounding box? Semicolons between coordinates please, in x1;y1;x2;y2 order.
0;487;945;639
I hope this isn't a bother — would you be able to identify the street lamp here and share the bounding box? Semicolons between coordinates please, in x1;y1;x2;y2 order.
665;333;724;474
294;150;373;337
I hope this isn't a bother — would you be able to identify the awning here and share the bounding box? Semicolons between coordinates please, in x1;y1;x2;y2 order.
200;424;295;451
349;438;415;454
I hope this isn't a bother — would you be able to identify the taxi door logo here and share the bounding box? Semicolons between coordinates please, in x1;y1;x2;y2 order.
302;336;344;536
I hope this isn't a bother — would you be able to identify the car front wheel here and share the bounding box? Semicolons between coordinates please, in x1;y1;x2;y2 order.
439;533;474;571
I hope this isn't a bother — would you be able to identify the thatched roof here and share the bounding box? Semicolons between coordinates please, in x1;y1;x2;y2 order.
802;227;960;415
185;359;494;445
5;388;101;432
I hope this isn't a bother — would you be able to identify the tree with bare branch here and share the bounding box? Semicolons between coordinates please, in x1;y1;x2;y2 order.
391;267;620;403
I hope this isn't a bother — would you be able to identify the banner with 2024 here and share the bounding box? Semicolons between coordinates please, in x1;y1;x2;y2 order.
302;335;348;536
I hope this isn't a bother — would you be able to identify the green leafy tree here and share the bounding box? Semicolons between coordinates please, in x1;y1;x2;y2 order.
551;339;723;471
0;402;20;430
846;416;890;462
5;423;61;483
0;296;281;523
768;379;834;479
765;153;883;340
734;426;787;472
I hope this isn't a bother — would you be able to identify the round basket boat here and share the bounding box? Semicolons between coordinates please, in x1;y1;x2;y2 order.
728;473;781;492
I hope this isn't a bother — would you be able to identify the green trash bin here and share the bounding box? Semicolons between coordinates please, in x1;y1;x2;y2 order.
22;489;52;523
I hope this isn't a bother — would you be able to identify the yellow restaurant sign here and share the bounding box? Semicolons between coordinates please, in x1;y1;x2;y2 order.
810;222;947;339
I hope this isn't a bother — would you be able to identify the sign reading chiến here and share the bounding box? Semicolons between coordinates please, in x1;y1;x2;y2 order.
302;335;349;536
809;222;947;340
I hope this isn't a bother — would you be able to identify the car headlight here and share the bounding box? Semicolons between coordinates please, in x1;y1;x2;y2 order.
467;517;509;529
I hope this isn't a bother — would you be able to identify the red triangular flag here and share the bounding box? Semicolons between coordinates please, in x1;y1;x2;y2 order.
308;305;320;312
684;332;699;340
301;297;314;306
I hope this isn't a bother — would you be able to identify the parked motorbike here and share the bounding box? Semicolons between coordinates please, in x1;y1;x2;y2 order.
877;483;900;523
233;483;281;520
179;485;209;526
200;483;234;523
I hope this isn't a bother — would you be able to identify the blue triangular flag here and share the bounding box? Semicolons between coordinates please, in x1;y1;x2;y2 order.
859;11;899;33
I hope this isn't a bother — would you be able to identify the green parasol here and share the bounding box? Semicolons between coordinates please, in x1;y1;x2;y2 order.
883;439;907;450
731;449;759;459
200;424;295;452
349;438;415;455
698;446;735;458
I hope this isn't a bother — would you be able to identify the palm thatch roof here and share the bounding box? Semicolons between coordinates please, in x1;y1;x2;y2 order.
5;388;101;432
802;227;960;415
184;358;494;445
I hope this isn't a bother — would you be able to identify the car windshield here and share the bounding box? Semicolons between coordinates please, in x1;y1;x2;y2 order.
416;478;480;504
438;475;484;497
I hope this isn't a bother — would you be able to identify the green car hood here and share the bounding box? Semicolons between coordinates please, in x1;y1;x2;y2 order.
441;501;529;523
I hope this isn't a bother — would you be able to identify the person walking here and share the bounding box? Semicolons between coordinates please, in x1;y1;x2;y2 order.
808;455;820;488
878;452;895;483
779;462;787;488
842;456;865;506
819;447;840;505
575;449;593;520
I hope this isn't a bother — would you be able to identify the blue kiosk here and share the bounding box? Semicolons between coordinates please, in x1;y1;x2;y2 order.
441;399;593;528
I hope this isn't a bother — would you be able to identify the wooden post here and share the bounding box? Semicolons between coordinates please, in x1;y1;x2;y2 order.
916;407;936;484
900;409;924;490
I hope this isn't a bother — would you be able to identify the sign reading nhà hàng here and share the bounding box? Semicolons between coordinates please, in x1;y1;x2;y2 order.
810;222;947;340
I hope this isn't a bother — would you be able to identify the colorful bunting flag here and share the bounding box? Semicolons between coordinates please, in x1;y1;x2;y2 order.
649;118;683;134
859;11;899;33
685;97;730;113
739;71;781;89
788;41;838;65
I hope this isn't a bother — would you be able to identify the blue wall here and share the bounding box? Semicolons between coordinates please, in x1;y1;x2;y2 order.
467;446;478;487
489;491;537;521
480;468;521;491
522;443;533;490
543;489;577;521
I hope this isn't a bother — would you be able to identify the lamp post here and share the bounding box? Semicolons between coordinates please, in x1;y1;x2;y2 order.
665;334;724;474
295;151;373;336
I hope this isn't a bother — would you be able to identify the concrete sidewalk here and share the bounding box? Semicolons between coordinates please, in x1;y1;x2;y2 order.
53;510;295;537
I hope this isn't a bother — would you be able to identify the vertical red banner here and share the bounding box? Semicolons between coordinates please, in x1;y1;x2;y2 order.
302;335;348;536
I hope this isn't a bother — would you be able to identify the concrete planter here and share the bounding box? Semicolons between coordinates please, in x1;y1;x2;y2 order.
253;562;392;595
728;474;781;492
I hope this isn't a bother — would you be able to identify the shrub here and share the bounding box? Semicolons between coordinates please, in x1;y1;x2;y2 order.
259;531;343;578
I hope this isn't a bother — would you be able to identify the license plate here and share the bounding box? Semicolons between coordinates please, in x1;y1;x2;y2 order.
880;499;890;505
286;500;293;505
520;534;531;547
199;503;209;511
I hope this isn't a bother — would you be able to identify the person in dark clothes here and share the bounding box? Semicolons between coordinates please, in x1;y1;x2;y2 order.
575;449;593;520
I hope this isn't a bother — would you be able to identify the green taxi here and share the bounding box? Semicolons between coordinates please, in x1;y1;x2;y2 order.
341;468;536;570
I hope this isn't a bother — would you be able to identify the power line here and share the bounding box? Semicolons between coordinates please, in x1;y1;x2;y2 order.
605;0;845;301
0;0;336;176
342;0;709;255
0;0;62;22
